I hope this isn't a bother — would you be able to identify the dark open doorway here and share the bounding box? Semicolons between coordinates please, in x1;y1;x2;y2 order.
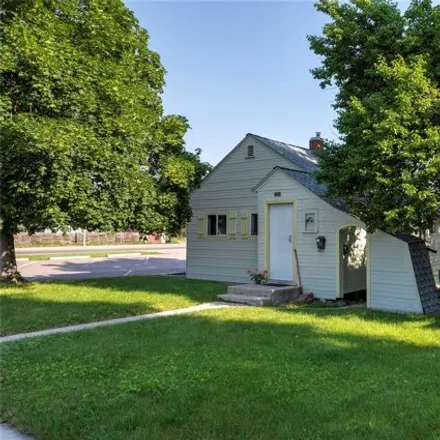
338;225;368;302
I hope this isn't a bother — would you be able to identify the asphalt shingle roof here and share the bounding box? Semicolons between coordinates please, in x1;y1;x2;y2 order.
277;167;349;213
407;241;440;315
250;134;319;173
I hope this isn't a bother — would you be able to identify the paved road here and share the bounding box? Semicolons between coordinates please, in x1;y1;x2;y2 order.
18;249;186;281
16;243;185;255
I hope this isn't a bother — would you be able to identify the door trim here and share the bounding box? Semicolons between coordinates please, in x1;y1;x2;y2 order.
264;199;297;284
335;223;371;307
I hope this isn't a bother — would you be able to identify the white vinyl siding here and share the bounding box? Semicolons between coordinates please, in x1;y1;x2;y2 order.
187;136;299;283
369;231;423;313
188;137;425;314
256;170;364;299
256;169;424;313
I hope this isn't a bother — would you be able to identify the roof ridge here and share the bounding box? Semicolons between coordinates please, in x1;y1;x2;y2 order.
249;134;319;173
248;133;307;151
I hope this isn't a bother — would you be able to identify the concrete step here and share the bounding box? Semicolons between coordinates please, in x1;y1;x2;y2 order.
227;284;301;302
218;293;273;306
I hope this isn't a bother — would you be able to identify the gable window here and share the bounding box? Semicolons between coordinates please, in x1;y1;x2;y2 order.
247;145;254;158
251;213;258;236
207;214;227;236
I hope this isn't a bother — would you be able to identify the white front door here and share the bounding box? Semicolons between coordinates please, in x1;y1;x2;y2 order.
269;203;294;282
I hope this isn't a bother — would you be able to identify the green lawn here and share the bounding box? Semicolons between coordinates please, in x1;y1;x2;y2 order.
0;276;226;335
1;308;439;440
19;251;159;261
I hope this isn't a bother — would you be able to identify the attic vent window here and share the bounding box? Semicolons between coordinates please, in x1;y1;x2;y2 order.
247;145;254;158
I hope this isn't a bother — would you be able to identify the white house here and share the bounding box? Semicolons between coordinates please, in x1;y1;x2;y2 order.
186;133;440;315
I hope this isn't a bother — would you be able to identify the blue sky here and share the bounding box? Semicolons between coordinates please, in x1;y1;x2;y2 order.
125;1;408;165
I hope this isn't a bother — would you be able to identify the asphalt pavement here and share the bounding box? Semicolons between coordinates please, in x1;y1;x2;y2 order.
16;243;185;255
17;248;186;281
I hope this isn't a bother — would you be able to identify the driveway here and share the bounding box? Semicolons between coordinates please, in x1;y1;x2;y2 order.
17;249;186;280
16;243;184;255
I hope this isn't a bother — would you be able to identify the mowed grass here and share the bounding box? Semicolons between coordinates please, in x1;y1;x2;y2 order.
0;276;226;335
1;308;439;440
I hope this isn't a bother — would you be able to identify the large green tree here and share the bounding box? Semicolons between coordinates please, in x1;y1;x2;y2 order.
0;0;210;278
309;0;440;234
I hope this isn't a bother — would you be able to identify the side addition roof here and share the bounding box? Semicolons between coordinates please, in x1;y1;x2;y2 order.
252;166;348;213
405;239;440;315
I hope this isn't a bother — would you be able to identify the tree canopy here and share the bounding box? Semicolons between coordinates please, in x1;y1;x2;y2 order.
0;0;210;276
308;0;440;234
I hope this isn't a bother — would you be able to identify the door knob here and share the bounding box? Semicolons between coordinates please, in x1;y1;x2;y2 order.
288;234;292;243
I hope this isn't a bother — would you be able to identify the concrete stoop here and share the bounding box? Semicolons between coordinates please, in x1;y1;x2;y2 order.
218;283;301;306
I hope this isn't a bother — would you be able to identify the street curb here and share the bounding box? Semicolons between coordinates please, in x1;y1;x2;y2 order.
49;256;91;260
107;253;142;258
17;258;29;262
42;253;150;261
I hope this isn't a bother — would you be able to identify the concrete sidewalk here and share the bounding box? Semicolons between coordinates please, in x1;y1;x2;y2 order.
1;301;243;440
0;424;33;440
1;302;240;343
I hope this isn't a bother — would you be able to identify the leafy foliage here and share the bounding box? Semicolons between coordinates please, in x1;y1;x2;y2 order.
0;0;210;265
309;0;440;233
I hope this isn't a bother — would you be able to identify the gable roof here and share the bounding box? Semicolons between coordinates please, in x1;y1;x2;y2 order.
252;166;349;213
197;133;319;188
249;134;319;173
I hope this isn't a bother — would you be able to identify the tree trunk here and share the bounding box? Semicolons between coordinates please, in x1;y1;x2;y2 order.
0;228;20;280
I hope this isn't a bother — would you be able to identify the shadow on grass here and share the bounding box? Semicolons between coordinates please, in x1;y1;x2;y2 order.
1;308;440;440
274;305;440;330
0;276;226;336
1;270;439;336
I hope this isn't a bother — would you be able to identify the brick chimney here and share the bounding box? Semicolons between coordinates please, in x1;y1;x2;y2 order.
309;132;323;152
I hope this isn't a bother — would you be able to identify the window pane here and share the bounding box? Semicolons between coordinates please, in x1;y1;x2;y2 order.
208;215;217;235
251;213;258;236
217;215;227;235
